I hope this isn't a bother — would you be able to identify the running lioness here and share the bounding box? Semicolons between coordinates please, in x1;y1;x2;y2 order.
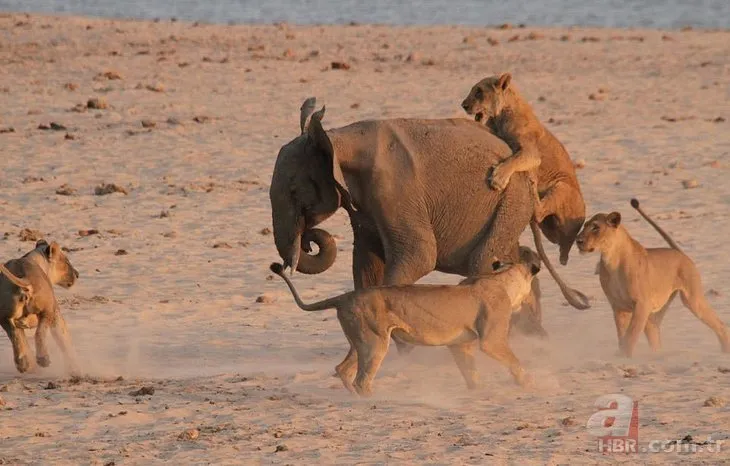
270;257;541;397
576;199;730;357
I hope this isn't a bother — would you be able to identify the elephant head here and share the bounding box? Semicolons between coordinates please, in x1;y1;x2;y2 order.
269;98;348;274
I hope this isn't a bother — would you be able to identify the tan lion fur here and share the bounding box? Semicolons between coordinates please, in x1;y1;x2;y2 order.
576;199;730;357
461;73;586;265
270;257;540;397
0;240;80;374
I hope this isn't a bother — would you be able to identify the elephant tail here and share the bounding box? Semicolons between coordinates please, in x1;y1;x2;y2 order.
269;263;343;312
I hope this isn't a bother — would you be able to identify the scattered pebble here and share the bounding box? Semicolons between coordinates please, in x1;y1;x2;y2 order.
19;228;42;242
213;242;232;249
95;183;128;195
63;82;78;91
682;179;699;189
256;295;275;304
78;229;100;237
22;176;44;184
95;71;122;80
331;61;351;70
574;159;586;169
129;386;155;396
178;429;200;441
560;416;577;427
707;289;721;297
703;396;727;408
718;367;730;374
141;120;156;128
623;367;638;378
114;249;128;256
192;115;210;124
259;227;272;235
87;97;108;109
64;133;77;140
0;127;15;134
487;37;499;46
146;83;165;92
55;184;76;196
45;381;60;390
39;122;67;131
275;444;289;453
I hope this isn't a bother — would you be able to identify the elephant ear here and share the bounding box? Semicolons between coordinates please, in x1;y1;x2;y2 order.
306;106;353;211
300;97;318;134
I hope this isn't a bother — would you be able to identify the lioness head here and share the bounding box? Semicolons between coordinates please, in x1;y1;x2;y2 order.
575;212;622;254
36;239;79;288
478;257;540;310
461;73;512;123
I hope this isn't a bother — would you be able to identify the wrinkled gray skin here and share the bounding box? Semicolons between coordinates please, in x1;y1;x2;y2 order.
270;99;589;340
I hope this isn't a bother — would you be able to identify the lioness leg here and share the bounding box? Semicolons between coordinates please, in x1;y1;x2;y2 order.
35;314;51;367
621;305;651;358
644;295;674;352
353;332;390;397
48;309;79;373
448;342;478;389
1;319;32;373
335;345;358;393
478;308;530;386
680;286;730;352
612;308;632;355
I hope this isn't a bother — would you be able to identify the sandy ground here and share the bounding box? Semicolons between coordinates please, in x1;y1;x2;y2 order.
0;12;729;465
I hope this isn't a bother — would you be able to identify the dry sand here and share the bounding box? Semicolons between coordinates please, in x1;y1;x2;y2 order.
1;12;729;465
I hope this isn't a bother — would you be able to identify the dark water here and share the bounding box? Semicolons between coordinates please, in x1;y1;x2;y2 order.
1;0;729;29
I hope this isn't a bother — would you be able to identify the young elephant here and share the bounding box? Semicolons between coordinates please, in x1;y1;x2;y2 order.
576;199;730;357
270;258;541;397
0;240;80;373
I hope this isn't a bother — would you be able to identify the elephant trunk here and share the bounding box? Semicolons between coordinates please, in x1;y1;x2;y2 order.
271;201;337;275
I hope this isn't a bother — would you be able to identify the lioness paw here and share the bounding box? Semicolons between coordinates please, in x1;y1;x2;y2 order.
488;165;510;191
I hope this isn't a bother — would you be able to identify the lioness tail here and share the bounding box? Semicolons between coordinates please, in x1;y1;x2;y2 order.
269;263;343;312
630;198;682;252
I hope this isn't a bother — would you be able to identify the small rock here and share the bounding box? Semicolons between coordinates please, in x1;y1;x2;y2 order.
422;58;436;66
162;231;177;238
114;249;128;256
507;34;520;42
703;396;727;407
259;227;272;235
166;117;181;126
711;116;726;123
95;71;122;80
55;184;76;196
282;48;295;58
78;229;100;237
588;93;606;101
498;23;512;29
192;115;210;124
64;133;77;140
256;295;274;304
87;97;108;109
0;127;15;134
330;61;350;70
526;32;544;40
63;82;78;91
141;120;156;128
350;103;360;109
178;429;200;441
623;367;638;378
275;444;288;453
707;289;721;297
95;183;128;195
574;159;586;169
718;367;730;374
129;386;155;396
213;242;232;249
19;228;42;242
22;176;44;184
560;416;577;427
682;179;699;189
662;35;674;41
560;34;571;41
146;83;165;93
405;52;421;63
487;37;499;46
45;381;60;390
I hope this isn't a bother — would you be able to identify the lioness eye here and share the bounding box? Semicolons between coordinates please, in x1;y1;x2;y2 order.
592;224;599;231
474;88;483;99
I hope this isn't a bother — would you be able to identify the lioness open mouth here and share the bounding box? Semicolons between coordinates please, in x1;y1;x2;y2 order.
475;112;484;122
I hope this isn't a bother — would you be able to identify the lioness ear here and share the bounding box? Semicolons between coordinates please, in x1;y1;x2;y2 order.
497;73;512;91
48;241;61;259
606;212;622;228
35;239;49;249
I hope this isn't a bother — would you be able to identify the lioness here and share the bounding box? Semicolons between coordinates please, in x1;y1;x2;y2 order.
461;73;585;265
270;257;541;397
0;239;79;373
576;199;730;357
